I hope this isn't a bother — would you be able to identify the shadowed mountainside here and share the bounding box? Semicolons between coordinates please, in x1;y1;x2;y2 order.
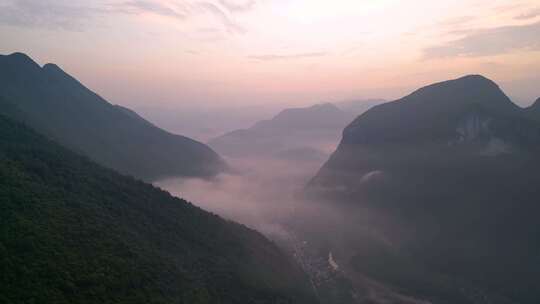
307;75;540;303
526;97;540;120
0;113;316;304
0;52;225;181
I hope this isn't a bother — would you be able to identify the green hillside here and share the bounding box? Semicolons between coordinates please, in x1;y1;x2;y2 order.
0;114;314;304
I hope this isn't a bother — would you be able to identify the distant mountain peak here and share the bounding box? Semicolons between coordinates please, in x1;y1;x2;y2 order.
309;102;341;111
0;52;41;70
4;52;35;62
0;52;226;180
42;62;77;83
401;74;518;114
208;101;356;159
1;52;69;75
42;62;63;72
412;74;499;96
342;75;524;146
456;74;494;82
273;102;343;120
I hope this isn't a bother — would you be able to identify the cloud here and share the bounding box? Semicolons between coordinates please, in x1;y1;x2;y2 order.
119;1;246;35
0;0;246;35
248;52;328;61
119;0;187;19
494;3;526;13
189;27;227;42
438;15;475;27
195;2;245;34
0;0;102;30
154;156;322;235
218;0;256;12
423;21;540;59
515;8;540;20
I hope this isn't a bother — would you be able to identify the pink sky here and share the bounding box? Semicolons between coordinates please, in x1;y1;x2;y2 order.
1;0;539;108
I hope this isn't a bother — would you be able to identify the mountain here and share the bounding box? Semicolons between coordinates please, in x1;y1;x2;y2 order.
208;103;369;161
526;97;540;120
334;99;387;116
310;75;538;191
307;75;540;303
0;52;225;181
114;104;156;128
0;113;315;303
255;102;351;129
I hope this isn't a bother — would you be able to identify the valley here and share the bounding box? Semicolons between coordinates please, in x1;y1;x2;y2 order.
1;3;540;300
2;53;540;303
153;75;540;304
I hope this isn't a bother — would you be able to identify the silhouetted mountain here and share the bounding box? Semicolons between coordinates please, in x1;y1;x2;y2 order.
0;114;315;303
334;99;386;116
0;52;225;181
255;103;350;130
114;104;156;127
307;75;540;303
209;103;365;161
527;97;540;120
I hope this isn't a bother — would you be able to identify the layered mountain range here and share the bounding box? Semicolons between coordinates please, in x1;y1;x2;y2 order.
209;101;384;162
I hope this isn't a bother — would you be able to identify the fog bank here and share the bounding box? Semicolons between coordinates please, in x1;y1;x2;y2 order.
155;156;324;238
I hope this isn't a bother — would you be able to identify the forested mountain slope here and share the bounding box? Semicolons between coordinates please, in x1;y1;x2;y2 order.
0;114;315;304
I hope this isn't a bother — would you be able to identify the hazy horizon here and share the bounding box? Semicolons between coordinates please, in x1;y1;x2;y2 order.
1;0;539;112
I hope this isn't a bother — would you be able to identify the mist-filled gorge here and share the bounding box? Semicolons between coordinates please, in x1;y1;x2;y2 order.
155;102;363;234
156;157;313;235
2;1;540;304
154;156;373;304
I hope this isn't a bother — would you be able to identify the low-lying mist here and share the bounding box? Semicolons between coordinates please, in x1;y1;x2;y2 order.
155;156;324;239
156;139;419;303
154;154;396;252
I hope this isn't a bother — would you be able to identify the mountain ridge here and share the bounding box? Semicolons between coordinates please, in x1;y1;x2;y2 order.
208;101;384;161
0;52;225;181
342;75;523;146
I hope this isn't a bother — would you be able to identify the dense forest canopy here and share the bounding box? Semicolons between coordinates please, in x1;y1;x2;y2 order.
0;113;315;304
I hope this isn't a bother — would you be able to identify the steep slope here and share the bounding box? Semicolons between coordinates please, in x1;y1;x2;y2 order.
208;103;356;159
0;52;225;181
256;103;352;130
0;114;315;304
526;97;540;120
114;104;156;128
307;75;540;303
